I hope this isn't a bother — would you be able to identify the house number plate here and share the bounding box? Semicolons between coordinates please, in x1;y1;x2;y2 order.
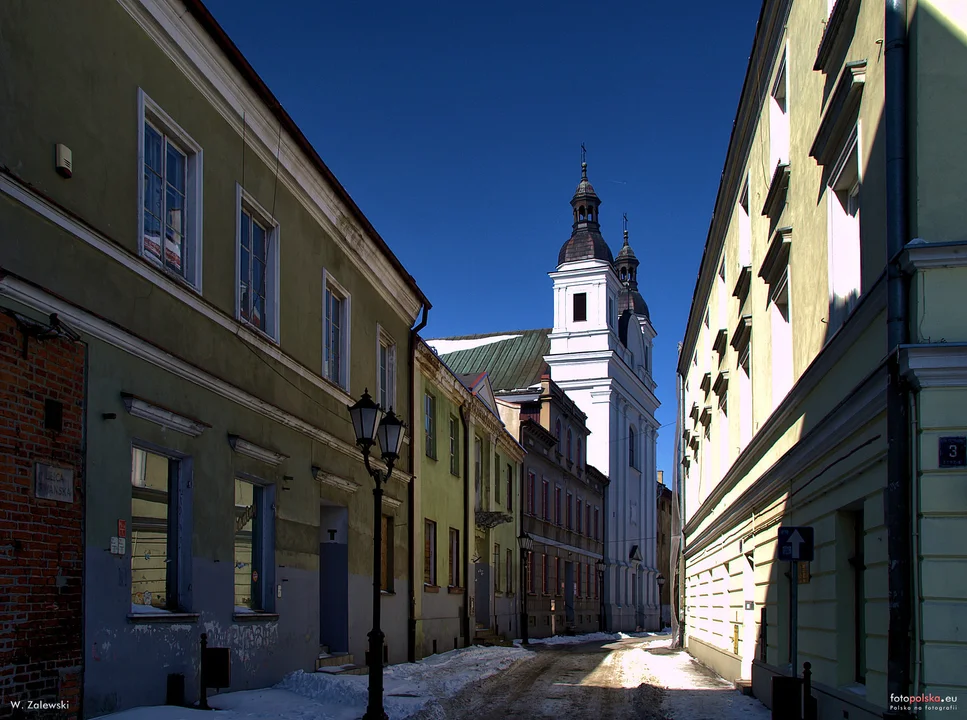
939;436;967;468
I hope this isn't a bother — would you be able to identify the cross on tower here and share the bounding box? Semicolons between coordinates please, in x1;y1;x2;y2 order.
581;143;586;165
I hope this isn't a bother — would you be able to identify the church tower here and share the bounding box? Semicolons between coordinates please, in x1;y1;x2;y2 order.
545;154;661;632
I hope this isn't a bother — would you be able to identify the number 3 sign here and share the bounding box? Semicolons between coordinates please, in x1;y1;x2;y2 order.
939;437;966;468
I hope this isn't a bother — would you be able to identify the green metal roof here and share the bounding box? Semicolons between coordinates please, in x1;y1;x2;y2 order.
431;329;552;393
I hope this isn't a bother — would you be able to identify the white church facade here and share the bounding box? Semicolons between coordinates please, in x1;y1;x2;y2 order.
428;159;662;632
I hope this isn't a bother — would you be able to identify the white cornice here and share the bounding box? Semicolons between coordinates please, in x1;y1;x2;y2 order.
117;0;422;323
382;494;403;510
900;344;967;389
0;275;412;482
121;393;210;436
228;434;289;466
0;172;354;409
900;239;967;272
313;467;360;494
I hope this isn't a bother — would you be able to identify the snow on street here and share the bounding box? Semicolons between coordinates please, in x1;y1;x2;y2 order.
99;632;770;720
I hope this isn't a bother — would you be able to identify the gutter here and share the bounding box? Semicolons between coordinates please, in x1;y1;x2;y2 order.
407;306;429;663
883;0;913;714
459;404;472;649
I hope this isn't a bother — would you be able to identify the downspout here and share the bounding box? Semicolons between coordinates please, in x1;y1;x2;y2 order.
910;391;924;715
407;306;429;663
459;404;471;649
884;0;912;715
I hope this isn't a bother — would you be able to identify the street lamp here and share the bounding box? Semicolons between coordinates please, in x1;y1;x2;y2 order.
347;389;406;720
595;560;606;632
517;531;533;644
656;574;666;628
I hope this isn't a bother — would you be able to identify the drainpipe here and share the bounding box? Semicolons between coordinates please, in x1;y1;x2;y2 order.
884;0;912;715
459;404;472;648
407;306;429;663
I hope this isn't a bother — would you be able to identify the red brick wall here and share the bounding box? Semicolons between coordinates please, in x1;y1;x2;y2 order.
0;312;85;719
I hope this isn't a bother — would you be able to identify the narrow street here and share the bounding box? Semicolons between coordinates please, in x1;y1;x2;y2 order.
422;635;771;720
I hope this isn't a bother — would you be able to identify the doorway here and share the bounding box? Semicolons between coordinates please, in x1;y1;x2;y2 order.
564;562;575;625
320;504;349;653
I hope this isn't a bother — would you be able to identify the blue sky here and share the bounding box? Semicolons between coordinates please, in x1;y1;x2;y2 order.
205;0;762;480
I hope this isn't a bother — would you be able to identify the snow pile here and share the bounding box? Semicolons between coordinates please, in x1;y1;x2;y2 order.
517;628;669;646
98;645;536;720
280;645;536;719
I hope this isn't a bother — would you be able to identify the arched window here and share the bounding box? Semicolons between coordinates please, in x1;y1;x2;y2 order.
577;439;583;467
579;206;586;221
555;419;562;448
566;429;573;462
629;426;637;468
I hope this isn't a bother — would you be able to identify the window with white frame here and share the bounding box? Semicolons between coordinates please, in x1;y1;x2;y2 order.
236;186;280;340
139;90;203;288
770;49;790;172
323;272;350;389
827;127;862;331
717;258;728;330
770;271;793;409
718;392;729;482
739;176;752;268
377;327;397;411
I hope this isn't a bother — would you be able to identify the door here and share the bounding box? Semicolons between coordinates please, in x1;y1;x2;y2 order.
742;553;756;679
564;562;575;624
319;504;349;653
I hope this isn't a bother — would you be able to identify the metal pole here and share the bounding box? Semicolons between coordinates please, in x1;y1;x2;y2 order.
365;479;387;720
520;550;528;645
791;561;798;679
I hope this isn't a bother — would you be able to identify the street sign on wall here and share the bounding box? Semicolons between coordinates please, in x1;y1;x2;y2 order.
778;526;814;562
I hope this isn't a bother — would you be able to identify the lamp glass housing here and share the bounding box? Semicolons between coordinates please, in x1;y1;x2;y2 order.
347;389;381;449
376;408;406;462
517;532;533;552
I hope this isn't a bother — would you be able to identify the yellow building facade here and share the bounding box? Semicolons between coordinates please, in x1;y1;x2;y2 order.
674;1;967;718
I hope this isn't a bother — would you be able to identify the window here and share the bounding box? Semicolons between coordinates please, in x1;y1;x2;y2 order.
425;393;437;459
131;447;184;612
576;439;582;469
594;507;599;541
576;499;583;534
770;272;793;409
233;477;268;612
542;479;550;521
556;557;564;595
566;492;573;529
526;551;535;593
828;127;862;331
607;296;614;328
573;293;587;322
449;416;460;476
377;328;397;412
527;471;536;514
236;186;279;340
703;309;710;328
542;554;549;594
506;464;513;512
494;452;501;504
138;90;203;289
494;544;501;592
586;504;591;538
566;429;573;462
555;486;563;525
506;548;513;595
739;176;752;268
448;528;460;587
425;520;437;585
739;345;753;448
629;426;638;468
770;48;790;171
381;515;394;592
850;510;867;684
555;419;562;449
474;437;483;508
577;563;583;598
323;272;351;389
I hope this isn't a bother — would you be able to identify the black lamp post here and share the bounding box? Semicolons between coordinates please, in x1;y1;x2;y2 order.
657;574;666;628
518;531;533;644
596;559;606;632
347;389;406;720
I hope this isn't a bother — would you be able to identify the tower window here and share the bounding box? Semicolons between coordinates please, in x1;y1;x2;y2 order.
573;293;587;322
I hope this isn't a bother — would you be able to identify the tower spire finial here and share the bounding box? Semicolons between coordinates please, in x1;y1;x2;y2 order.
581;143;587;178
623;212;629;244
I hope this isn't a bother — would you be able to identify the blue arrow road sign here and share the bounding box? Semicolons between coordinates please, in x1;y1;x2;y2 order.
778;526;814;562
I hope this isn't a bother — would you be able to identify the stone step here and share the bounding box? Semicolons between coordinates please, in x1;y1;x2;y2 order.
315;652;353;670
735;679;754;696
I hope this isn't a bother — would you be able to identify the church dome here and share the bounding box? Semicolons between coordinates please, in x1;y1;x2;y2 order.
557;161;615;266
618;287;650;319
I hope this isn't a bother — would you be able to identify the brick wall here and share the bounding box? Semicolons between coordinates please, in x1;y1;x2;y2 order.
0;312;85;720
